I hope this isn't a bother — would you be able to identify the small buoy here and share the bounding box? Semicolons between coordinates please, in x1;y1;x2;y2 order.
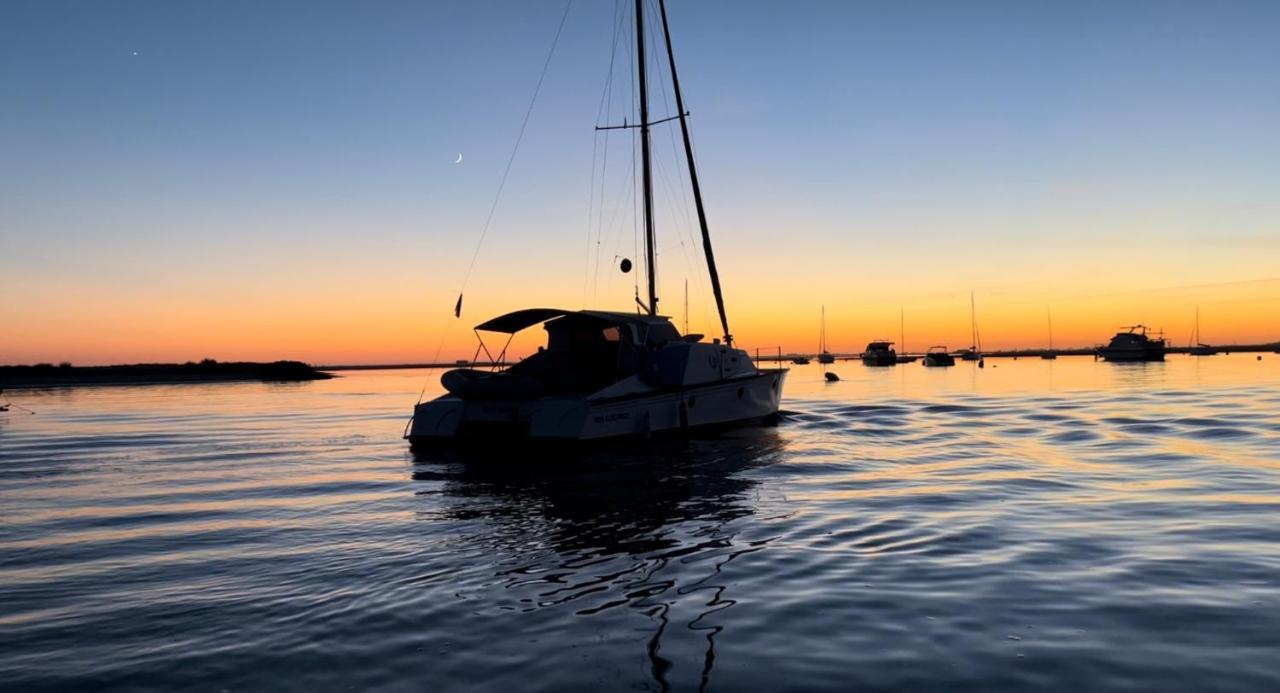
619;258;632;273
825;372;839;382
1258;355;1263;361
978;358;985;368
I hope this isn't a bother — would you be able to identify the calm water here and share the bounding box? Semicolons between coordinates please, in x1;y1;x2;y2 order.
3;355;1280;691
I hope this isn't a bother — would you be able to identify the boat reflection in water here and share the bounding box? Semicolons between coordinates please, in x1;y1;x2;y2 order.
410;429;786;690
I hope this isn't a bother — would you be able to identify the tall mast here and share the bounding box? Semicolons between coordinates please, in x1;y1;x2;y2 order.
970;291;978;351
820;305;826;353
635;0;657;316
1048;308;1054;350
657;0;731;344
900;308;905;354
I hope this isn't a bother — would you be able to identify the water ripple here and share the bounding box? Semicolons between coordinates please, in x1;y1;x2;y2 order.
2;361;1280;690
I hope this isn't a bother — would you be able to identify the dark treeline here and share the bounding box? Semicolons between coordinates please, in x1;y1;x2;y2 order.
0;359;332;388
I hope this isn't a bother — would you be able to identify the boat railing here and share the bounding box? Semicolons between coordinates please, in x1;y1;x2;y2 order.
752;346;788;371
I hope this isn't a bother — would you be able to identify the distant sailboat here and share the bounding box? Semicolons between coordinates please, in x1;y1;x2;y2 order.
817;305;835;364
959;291;982;361
1041;308;1058;359
1188;307;1218;356
896;308;917;363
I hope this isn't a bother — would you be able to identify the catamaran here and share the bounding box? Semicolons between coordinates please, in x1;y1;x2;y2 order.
407;0;786;446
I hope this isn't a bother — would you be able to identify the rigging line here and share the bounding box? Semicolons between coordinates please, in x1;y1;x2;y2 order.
628;2;640;301
645;0;713;330
632;124;640;298
593;137;638;305
584;128;600;308
591;1;627;306
651;151;700;304
455;0;575;300
645;0;695;235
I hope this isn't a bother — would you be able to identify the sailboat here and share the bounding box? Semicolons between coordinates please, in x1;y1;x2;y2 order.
958;291;983;361
1041;308;1058;359
407;0;786;446
896;308;918;363
1188;307;1218;356
817;305;835;364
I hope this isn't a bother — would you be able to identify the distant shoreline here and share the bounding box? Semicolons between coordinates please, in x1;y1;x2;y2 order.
0;360;333;389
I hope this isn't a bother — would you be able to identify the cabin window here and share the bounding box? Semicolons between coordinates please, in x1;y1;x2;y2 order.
602;327;621;342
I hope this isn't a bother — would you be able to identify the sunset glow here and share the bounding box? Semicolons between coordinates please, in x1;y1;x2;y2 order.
3;1;1277;365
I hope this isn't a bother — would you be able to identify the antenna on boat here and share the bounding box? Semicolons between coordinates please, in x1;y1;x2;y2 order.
684;278;689;334
657;0;732;345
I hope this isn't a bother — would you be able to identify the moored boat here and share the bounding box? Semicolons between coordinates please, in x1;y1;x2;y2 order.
861;341;897;366
895;309;918;363
1041;308;1058;359
407;0;786;447
959;291;983;361
1097;325;1166;362
816;305;835;363
923;346;956;367
1188;307;1218;356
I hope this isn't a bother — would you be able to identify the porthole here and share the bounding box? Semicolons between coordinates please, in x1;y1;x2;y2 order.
736;387;744;399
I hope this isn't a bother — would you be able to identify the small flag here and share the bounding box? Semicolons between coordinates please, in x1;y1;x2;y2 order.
454;294;463;318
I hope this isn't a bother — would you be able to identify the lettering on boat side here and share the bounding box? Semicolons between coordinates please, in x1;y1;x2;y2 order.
594;412;631;424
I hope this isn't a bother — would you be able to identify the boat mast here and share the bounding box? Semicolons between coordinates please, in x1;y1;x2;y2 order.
900;308;905;354
657;0;731;344
970;291;979;351
635;0;657;316
820;305;826;353
1048;308;1054;350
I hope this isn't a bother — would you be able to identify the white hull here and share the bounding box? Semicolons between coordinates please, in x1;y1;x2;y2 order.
409;369;785;445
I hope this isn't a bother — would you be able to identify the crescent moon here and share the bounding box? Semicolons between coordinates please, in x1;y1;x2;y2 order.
454;153;463;164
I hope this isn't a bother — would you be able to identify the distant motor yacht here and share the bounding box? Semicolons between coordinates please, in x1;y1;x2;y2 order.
861;341;897;367
1097;325;1166;362
923;346;956;367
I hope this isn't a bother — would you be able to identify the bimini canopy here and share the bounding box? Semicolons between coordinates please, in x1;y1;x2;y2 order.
473;308;676;334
